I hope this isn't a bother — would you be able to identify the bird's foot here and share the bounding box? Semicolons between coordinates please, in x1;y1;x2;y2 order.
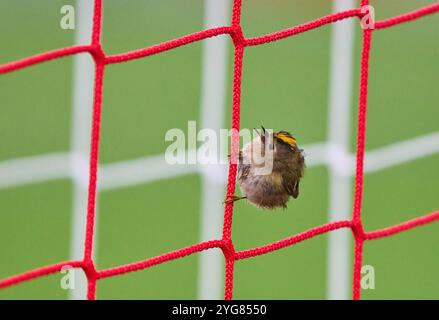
224;195;246;204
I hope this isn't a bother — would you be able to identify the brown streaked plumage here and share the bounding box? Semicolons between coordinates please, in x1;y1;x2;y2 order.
225;127;305;209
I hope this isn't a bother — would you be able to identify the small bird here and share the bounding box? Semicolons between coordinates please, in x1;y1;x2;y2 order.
225;127;305;209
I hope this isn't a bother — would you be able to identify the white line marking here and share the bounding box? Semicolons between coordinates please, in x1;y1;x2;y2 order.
197;0;230;300
0;153;70;189
69;0;94;300
99;151;199;190
1;135;438;190
326;0;356;300
301;142;328;167
364;132;439;173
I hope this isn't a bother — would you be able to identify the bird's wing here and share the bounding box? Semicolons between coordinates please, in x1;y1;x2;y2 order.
283;176;300;199
238;163;250;183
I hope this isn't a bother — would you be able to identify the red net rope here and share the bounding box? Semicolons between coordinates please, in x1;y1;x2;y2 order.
1;0;439;300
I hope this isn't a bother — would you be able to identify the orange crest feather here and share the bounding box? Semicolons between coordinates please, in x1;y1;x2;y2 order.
275;132;297;149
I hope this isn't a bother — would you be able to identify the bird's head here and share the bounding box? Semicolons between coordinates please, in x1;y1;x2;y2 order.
252;127;297;158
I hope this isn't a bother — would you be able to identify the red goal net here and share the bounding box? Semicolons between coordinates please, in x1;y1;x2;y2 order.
1;0;439;300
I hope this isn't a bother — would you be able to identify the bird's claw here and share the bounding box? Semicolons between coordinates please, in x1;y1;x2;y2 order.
224;195;245;204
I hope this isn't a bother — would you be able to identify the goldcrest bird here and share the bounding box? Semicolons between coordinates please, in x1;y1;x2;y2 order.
225;127;305;209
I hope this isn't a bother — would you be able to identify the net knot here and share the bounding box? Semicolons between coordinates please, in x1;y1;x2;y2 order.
90;44;106;63
221;239;236;260
351;221;365;240
230;26;245;47
82;260;98;279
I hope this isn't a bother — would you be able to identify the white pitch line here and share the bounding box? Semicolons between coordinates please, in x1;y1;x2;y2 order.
301;142;328;167
99;151;199;191
69;0;94;300
197;0;230;300
326;0;356;300
2;134;439;191
0;152;70;189
364;131;439;173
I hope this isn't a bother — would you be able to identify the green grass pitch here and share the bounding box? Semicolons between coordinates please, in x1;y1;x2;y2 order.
1;0;438;299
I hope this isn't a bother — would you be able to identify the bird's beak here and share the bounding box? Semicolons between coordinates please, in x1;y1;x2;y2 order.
260;125;266;144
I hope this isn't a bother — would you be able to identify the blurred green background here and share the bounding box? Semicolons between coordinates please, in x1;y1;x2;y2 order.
1;0;438;299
